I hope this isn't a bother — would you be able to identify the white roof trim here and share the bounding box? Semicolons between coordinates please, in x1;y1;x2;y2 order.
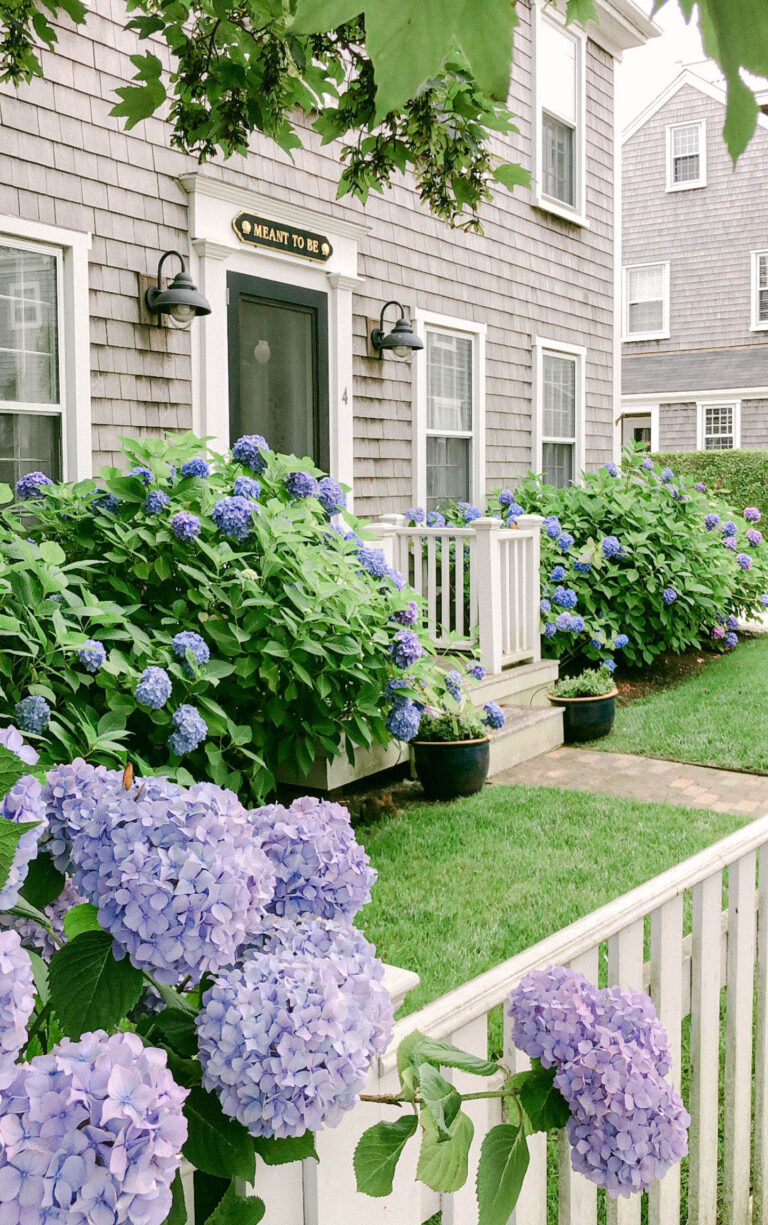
179;173;372;241
623;68;768;143
589;0;660;56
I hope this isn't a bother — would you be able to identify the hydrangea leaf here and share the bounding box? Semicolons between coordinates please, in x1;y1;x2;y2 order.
182;1086;256;1183
48;930;144;1038
149;1006;199;1058
206;1182;265;1225
517;1063;571;1133
416;1108;474;1193
354;1116;419;1197
0;821;41;898
416;1036;499;1077
476;1123;530;1225
418;1063;462;1138
19;851;65;910
27;948;49;1007
0;745;38;799
252;1133;319;1165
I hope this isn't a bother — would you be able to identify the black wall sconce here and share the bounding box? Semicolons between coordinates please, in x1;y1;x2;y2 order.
370;301;424;361
145;250;211;328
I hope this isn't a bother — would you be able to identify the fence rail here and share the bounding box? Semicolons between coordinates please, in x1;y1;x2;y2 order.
370;514;543;672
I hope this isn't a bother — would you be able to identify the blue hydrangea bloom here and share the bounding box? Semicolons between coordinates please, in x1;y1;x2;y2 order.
544;515;562;539
135;665;172;709
694;482;707;491
171;511;201;541
591;637;604;649
385;676;411;699
662;588;678;605
357;545;389;579
77;639;107;673
723;520;738;537
427;510;446;527
737;552;752;570
550;565;566;582
213;495;254;541
0;931;35;1089
604;658;617;674
614;634;629;649
392;601;418;627
762;594;768;608
172;630;209;674
726;631;739;648
483;701;506;730
41;759;121;875
445;669;462;701
387;567;407;590
557;532;574;553
747;528;763;546
386;699;421;742
390;629;423;668
286;471;319;499
467;663;486;680
406;507;425;524
553;586;578;610
317;476;347;514
641;458;654;471
15;696;50;734
0;772;47;911
603;462;618;477
726;615;739;630
541;598;552;614
704;513;720;531
233;433;270;473
15;470;53;500
168;704;208;755
458;502;482;522
498;489;515;507
544;622;557;638
661;467;674;482
724;537;738;551
569;615;585;633
91;490;120;515
745;507;762;522
573;559;592;574
180;457;211;478
234;474;261;501
145;489;170;514
601;535;622;559
555;612;574;632
128;464;153;485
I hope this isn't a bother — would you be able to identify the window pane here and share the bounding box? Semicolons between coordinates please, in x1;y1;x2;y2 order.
542;354;576;439
628;301;664;333
628;265;663;302
0;412;61;487
426;435;470;510
704;405;734;450
427;331;472;432
673;124;700;157
235;296;316;460
542;113;575;206
542;441;574;488
0;246;59;404
759;288;768;322
540;20;576;123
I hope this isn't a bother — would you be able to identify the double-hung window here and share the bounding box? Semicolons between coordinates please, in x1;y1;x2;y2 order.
751;251;768;330
535;5;586;223
623;262;670;341
534;338;585;488
699;402;738;451
666;120;706;191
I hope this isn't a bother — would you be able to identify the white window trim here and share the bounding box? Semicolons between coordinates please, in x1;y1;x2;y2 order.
532;0;588;228
751;250;768;332
696;399;741;451
0;214;91;481
412;309;486;511
665;119;707;192
532;335;586;483
622;261;670;342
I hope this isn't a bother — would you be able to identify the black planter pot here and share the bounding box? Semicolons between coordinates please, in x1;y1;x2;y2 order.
411;737;491;800
547;689;618;744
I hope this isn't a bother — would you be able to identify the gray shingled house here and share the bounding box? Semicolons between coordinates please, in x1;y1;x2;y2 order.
621;70;768;453
0;0;655;522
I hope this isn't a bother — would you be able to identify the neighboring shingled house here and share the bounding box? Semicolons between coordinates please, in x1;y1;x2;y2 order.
620;70;768;455
0;0;655;518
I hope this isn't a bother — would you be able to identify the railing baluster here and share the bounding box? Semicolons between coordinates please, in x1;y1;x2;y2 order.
755;845;768;1225
559;947;599;1225
606;920;645;1225
648;894;683;1225
504;1018;547;1225
442;1015;496;1225
688;871;722;1225
724;850;757;1225
441;533;451;634
455;535;466;640
411;536;423;598
426;535;437;633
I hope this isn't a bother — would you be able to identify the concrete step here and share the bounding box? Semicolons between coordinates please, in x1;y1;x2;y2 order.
488;703;563;776
470;657;559;709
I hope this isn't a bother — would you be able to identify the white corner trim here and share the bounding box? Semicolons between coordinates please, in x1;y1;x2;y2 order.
180;173;372;242
532;335;587;481
621;260;670;342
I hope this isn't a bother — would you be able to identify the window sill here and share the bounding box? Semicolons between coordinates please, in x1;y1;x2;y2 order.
750;322;768;333
622;332;670;343
665;181;707;193
532;194;589;229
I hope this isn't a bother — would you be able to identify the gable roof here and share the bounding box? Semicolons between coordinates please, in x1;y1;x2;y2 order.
622;68;768;143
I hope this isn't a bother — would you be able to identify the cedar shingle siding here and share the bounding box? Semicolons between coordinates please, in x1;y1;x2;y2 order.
1;0;619;516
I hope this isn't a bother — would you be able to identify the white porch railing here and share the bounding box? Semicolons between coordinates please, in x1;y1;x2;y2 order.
184;810;768;1224
369;513;544;673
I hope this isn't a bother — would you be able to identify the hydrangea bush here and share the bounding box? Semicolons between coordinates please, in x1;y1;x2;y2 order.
0;433;448;805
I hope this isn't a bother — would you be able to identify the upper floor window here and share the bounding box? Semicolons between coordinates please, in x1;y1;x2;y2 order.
622;262;670;341
698;401;739;450
751;251;768;331
666;120;706;191
534;337;585;488
534;5;586;225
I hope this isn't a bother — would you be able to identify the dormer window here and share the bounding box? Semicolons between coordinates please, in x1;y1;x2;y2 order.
666;120;706;191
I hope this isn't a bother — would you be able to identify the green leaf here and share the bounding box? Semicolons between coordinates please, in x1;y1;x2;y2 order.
354;1116;419;1197
151;1007;199;1057
476;1124;530;1225
517;1062;570;1133
565;0;598;25
253;1133;318;1165
182;1087;256;1182
493;163;532;192
111;53;167;128
416;1037;499;1078
291;0;362;32
418;1063;461;1138
397;1028;429;1079
63;902;101;940
163;1170;188;1225
28;948;49;1006
38;540;66;566
20;851;65;909
0;744;38;797
416;1108;474;1194
206;1181;265;1225
0;820;41;898
48;930;144;1038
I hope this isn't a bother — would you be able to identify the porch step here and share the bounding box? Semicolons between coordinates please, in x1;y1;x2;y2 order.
488;703;563;776
470;657;559;709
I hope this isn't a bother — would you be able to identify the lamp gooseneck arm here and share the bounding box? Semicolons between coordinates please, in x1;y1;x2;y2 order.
155;250;187;290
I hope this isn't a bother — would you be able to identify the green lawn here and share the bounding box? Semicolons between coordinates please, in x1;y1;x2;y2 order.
596;633;768;772
356;783;750;1016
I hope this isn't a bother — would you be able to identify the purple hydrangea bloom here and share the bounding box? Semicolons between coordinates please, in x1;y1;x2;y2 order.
358;545;389;579
704;513;720;531
482;701;505;730
171;511;201;542
0;1029;188;1224
544;516;562;539
234;474;261;501
553;586;578;610
249;795;375;921
406;507;425;524
641;458;654;471
727;615;739;630
541;598;552;614
390;629;423;668
747;528;763;546
41;759;122;874
0;931;35;1089
604;658;616;674
745;507;762;522
72;779;275;984
385;676;411;699
77;639;107;673
603;462;619;477
713;625;726;640
724;537;738;551
550;565;566;582
129;464;154;485
507;965;600;1068
762;594;768;608
386;699;422;742
168;704;208;755
737;552;752;570
171;630;209;674
15;470;53;500
557;532;574;553
723;521;738;537
573;559;592;574
392;601;418;627
601;535;623;559
661;467;674;482
662;588;678;605
570;615;585;633
145;489;170;515
212;495;254;541
0;724;39;767
15;695;50;734
387;567;407;590
286;471;319;499
498;489;515;507
135;665;172;710
458;502;482;522
233;433;270;473
0;774;47;909
726;632;739;648
445;669;463;701
317;476;347;514
694;482;707;491
0;877;85;961
556;612;574;632
544;622;557;638
468;663;486;680
427;510;446;527
614;634;629;649
180;457;211;478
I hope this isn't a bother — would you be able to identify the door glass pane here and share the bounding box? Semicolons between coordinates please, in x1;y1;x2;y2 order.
542;354;576;438
234;297;316;460
427;331;472;432
0;412;61;487
542;441;574;488
542;113;575;206
427;436;470;510
0;246;59;404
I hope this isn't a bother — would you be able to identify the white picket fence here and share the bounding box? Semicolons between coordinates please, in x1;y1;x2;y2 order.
184;810;768;1225
370;514;544;673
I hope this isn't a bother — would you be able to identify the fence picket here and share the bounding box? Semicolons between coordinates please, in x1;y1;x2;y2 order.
558;947;599;1225
648;894;683;1225
724;851;757;1225
755;845;768;1225
503;1028;547;1225
441;1015;496;1225
606;920;645;1225
688;871;722;1225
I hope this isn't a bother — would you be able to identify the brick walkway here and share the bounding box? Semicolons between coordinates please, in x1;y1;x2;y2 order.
494;746;768;816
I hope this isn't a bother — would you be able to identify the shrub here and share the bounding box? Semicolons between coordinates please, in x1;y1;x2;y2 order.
551;668;615;699
654;448;768;524
416;709;487;741
0;433;447;803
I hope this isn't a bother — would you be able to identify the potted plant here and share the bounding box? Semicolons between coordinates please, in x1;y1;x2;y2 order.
547;666;618;743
